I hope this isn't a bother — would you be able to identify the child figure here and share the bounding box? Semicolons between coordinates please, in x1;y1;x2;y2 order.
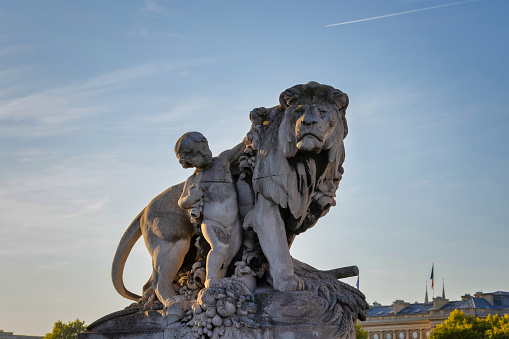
175;132;244;288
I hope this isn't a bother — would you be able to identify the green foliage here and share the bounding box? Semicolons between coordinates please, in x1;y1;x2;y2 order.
356;321;368;339
43;319;87;339
430;310;509;339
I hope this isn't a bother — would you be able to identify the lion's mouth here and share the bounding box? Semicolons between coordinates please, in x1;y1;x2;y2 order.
296;133;323;152
297;133;322;142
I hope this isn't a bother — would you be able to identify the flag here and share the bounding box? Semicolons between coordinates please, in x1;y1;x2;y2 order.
430;263;434;290
356;275;359;289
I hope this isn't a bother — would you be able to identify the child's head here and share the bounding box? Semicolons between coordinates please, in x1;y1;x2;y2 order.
175;132;212;169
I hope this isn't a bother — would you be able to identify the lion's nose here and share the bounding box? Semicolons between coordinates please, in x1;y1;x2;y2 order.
302;112;317;125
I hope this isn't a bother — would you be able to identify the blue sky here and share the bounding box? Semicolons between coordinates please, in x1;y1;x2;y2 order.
1;0;508;335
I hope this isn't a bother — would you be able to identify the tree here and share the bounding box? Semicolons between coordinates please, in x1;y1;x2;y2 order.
44;319;87;339
430;309;509;339
356;321;368;339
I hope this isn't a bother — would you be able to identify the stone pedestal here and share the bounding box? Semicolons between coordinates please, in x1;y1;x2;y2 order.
80;283;363;339
88;258;367;339
81;324;353;339
80;308;355;339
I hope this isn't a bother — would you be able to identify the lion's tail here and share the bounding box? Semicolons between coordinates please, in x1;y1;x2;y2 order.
111;209;144;301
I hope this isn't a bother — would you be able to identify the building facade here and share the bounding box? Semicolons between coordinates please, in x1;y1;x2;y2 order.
361;291;509;339
0;330;43;339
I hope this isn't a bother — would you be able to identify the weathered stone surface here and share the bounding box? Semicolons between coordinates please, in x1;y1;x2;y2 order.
88;82;367;339
81;325;353;339
82;277;359;338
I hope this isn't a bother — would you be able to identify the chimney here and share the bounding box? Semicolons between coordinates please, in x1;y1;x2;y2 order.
433;297;449;310
393;300;410;314
475;292;494;304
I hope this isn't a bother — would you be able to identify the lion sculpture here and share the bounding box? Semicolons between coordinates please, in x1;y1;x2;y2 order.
243;81;348;291
111;81;349;306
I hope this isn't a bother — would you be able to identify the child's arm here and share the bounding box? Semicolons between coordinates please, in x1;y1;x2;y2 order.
219;138;248;164
178;178;203;210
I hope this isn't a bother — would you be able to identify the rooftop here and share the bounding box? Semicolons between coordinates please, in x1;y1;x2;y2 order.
367;291;509;317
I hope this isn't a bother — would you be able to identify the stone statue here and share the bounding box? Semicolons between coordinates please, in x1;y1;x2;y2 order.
82;82;368;339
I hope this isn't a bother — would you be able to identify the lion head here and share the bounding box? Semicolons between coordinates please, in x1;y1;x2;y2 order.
246;82;349;236
278;81;348;164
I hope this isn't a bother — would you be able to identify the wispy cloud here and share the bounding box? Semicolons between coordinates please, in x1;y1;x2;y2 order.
56;195;110;219
126;18;185;41
0;64;160;135
126;26;149;39
327;0;481;27
0;44;31;57
0;92;90;124
0;66;38;90
0;53;235;138
126;28;185;40
142;0;165;16
76;64;158;93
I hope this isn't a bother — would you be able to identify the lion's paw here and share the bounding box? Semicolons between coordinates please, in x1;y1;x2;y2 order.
205;277;224;288
144;299;164;310
274;275;305;292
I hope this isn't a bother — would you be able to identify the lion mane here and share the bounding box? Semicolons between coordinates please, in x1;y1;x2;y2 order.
246;81;349;238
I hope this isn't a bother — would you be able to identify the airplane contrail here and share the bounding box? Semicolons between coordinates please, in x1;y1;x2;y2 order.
326;0;481;27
